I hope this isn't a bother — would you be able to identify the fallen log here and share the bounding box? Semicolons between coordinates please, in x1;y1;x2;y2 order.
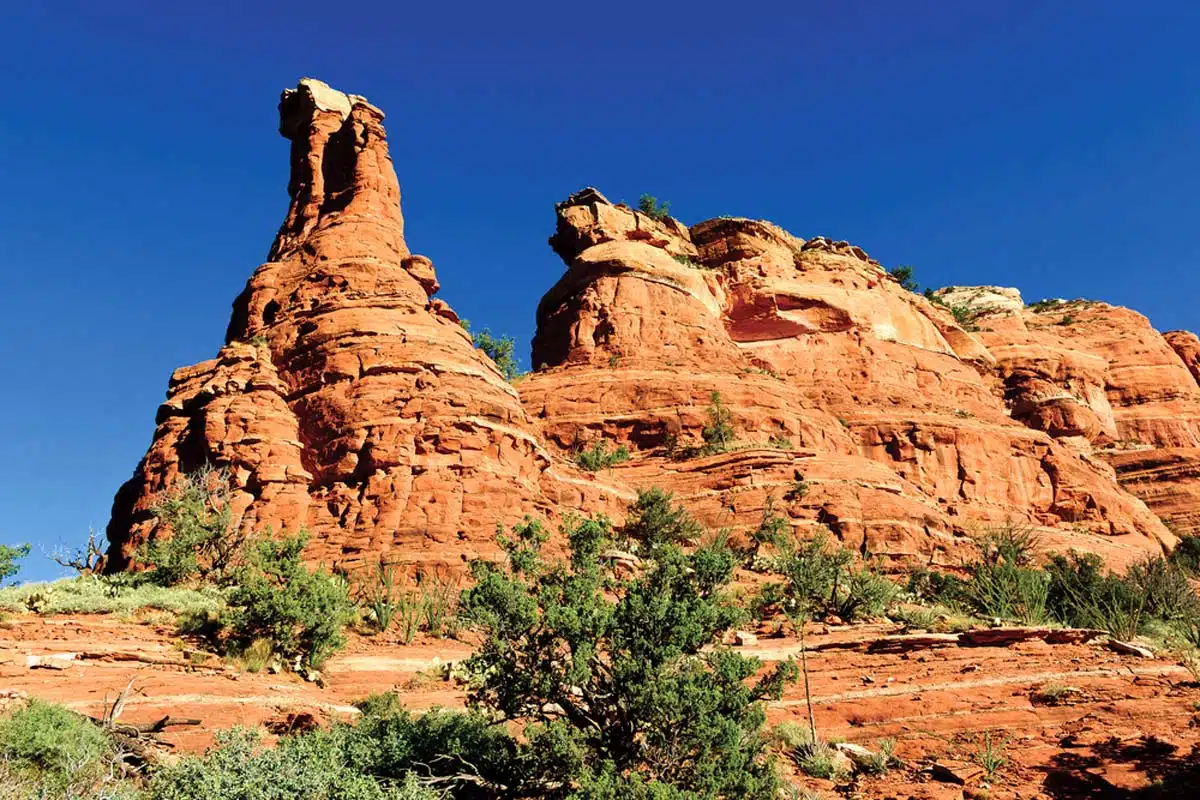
78;651;194;668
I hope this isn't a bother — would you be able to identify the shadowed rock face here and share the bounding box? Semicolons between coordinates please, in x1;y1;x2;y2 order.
106;79;559;572
108;81;1195;575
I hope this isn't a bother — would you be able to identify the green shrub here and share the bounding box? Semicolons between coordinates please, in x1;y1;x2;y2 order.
700;392;735;454
905;565;967;605
456;494;796;798
637;194;672;221
783;471;809;502
862;738;900;775
960;525;1049;624
888;266;918;293
792;739;849;781
832;568;900;622
357;566;460;645
341;706;545;795
748;496;789;557
230;637;275;673
1170;533;1200;575
979;524;1040;567
621;487;704;551
575;440;631;472
224;531;353;670
924;287;948;308
460;320;522;381
470;328;522;382
0;543;29;585
672;254;709;269
0;699;112;793
149;726;441;800
966;560;1050;624
768;533;850;616
767;434;793;450
768;721;813;750
141;466;247;586
891;605;938;630
358;560;404;634
1044;552;1143;638
1125;556;1200;623
754;531;899;623
974;731;1010;780
949;304;979;331
417;570;460;638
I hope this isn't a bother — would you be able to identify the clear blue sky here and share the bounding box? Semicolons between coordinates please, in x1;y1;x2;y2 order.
3;2;1198;581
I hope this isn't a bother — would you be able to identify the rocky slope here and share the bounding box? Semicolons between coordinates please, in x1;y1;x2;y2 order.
107;79;1195;573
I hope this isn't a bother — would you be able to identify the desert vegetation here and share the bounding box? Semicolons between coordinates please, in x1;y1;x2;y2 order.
573;439;631;472
460;319;522;381
636;193;671;221
6;469;1200;797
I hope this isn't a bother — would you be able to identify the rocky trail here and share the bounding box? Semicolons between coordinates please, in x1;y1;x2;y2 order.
4;612;1197;798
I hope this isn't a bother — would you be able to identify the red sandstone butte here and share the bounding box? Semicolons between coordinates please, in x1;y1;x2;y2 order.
108;80;1194;573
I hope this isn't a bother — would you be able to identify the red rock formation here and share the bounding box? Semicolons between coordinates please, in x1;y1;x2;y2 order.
107;79;559;572
108;82;1191;576
520;193;1174;566
960;299;1200;539
1166;329;1200;386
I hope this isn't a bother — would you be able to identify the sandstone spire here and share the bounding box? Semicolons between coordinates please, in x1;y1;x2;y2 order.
106;79;552;572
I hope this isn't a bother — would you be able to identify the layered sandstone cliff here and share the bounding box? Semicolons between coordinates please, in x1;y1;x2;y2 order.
521;195;1177;566
107;80;1194;573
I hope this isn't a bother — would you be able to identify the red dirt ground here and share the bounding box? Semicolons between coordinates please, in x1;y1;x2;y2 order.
3;613;1198;798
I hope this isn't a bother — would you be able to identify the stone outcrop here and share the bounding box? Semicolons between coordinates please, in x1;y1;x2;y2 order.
933;285;1025;316
958;297;1200;538
107;79;560;572
520;199;1174;566
1166;330;1200;386
108;81;1194;576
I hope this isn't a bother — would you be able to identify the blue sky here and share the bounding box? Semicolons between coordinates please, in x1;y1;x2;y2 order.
2;1;1198;581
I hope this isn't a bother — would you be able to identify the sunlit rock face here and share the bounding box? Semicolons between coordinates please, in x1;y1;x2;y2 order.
106;79;563;573
521;195;1175;566
109;82;1193;577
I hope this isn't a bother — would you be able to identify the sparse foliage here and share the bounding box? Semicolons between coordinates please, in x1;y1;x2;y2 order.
0;543;30;586
141;466;247;586
51;527;106;575
701;392;735;454
574;439;631;472
888;266;918;293
637;194;672;221
472;329;522;382
223;530;353;670
974;730;1010;780
748;496;789;557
